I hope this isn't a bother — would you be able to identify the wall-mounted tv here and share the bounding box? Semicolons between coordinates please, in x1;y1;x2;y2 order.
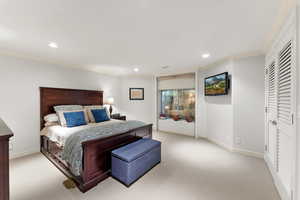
205;72;229;96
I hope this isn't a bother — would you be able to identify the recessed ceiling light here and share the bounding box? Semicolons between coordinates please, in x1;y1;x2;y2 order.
48;42;58;48
202;53;210;58
133;68;139;72
162;66;169;69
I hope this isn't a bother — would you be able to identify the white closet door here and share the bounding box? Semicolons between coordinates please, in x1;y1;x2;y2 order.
266;61;277;166
277;40;296;194
265;10;297;200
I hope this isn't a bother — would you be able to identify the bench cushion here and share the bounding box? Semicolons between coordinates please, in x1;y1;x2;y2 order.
112;139;161;162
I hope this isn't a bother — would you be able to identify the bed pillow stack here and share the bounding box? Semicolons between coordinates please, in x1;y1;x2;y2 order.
54;105;89;127
46;105;111;128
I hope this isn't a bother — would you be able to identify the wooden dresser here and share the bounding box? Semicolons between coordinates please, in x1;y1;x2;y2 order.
0;119;13;200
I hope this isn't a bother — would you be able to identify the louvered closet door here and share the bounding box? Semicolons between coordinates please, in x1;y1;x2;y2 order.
266;61;277;166
277;41;295;193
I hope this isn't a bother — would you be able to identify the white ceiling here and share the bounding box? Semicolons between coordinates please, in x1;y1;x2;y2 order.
0;0;283;76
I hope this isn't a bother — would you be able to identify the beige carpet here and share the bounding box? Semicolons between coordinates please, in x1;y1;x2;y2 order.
10;132;280;200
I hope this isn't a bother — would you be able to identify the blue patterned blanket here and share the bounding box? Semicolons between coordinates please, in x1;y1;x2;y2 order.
61;120;147;176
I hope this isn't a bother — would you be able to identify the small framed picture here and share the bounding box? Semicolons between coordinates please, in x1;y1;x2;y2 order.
129;88;144;100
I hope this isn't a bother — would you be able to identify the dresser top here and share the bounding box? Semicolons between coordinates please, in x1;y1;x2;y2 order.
0;118;13;138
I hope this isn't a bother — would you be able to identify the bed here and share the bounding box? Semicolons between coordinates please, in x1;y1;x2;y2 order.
40;87;152;192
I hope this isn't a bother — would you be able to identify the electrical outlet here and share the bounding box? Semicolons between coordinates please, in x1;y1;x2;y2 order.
235;136;241;145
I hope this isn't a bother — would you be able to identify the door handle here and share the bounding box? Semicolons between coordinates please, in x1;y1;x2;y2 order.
270;120;277;125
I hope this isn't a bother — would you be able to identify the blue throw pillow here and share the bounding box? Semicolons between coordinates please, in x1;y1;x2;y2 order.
91;109;110;123
63;111;87;127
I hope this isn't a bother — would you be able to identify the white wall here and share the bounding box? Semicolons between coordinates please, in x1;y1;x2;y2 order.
197;56;265;154
197;60;234;149
158;76;195;90
0;55;123;158
233;56;265;154
119;76;156;127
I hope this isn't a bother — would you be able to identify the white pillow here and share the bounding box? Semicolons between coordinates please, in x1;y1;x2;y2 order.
44;113;59;123
57;109;89;127
54;105;83;112
44;122;59;127
84;106;110;123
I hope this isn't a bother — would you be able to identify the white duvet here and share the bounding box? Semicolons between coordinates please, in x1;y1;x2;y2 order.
41;119;124;146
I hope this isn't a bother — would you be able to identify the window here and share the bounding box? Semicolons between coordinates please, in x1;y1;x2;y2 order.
160;89;195;122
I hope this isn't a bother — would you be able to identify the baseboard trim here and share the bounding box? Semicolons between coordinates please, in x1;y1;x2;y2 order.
264;154;290;200
196;136;206;140
10;148;39;159
158;130;195;137
232;148;264;159
206;138;233;151
205;138;264;159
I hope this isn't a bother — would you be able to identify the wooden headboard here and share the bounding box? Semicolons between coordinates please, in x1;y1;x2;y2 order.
40;87;103;129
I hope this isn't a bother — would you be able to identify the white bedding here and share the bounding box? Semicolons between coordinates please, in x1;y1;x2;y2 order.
41;119;124;146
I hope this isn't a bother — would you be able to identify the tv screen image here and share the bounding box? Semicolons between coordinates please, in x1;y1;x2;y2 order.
205;72;229;96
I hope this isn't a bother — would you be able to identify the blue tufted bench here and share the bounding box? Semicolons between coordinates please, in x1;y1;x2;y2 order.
111;138;161;186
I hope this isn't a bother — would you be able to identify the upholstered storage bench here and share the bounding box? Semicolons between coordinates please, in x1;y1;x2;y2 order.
111;138;161;186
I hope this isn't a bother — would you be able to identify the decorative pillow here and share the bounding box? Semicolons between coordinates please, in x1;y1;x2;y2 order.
84;106;110;123
57;109;89;127
54;105;83;112
44;113;59;123
63;111;87;127
91;109;110;123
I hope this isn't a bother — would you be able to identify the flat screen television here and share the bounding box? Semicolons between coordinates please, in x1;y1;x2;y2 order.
205;72;229;96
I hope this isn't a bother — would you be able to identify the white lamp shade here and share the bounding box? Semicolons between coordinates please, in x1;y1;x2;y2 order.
107;97;114;105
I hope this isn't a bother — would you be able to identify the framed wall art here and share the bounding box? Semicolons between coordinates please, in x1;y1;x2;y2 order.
129;88;144;100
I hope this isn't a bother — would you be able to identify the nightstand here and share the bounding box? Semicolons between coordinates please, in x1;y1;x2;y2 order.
111;115;126;121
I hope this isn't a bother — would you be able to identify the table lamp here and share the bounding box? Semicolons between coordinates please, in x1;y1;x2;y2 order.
107;97;114;116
